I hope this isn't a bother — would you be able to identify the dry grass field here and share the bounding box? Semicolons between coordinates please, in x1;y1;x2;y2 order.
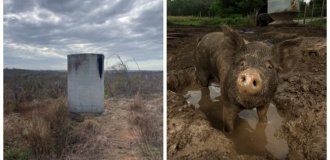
4;69;163;160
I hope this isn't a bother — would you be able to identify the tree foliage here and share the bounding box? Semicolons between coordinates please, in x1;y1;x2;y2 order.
167;0;213;16
300;0;327;17
168;0;266;17
168;0;326;18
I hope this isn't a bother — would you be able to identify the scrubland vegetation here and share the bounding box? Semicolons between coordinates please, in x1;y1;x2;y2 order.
4;68;163;160
129;92;163;159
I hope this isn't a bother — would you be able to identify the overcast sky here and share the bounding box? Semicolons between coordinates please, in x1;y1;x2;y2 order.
4;0;163;70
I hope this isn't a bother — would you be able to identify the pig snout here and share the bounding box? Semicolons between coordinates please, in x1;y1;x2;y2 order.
237;69;263;95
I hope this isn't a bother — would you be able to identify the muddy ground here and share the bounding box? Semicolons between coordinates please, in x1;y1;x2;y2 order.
167;25;326;160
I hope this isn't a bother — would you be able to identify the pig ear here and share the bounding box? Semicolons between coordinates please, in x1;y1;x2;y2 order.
222;26;246;51
273;37;303;73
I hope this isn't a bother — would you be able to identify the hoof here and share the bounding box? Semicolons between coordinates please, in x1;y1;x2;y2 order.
224;124;234;133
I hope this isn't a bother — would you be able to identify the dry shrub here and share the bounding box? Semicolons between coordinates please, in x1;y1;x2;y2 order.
106;71;163;98
4;114;32;159
45;99;71;156
20;98;105;159
47;80;66;99
23;98;71;159
4;114;25;145
4;70;67;114
130;93;163;160
130;91;144;111
4;84;14;114
24;116;54;159
82;119;101;135
63;119;110;160
105;56;162;97
65;119;105;160
136;113;162;148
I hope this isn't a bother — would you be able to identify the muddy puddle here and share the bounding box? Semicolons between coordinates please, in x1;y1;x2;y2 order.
181;83;288;159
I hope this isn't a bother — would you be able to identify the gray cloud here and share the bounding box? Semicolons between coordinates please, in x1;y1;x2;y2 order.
4;0;163;70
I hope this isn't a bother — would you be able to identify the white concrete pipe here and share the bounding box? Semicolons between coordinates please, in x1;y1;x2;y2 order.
67;54;104;113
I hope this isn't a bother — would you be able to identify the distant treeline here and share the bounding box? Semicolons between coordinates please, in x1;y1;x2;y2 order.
298;0;327;18
167;0;326;17
167;0;266;17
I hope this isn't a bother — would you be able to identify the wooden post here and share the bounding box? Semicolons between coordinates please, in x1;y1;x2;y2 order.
303;3;308;24
321;0;325;17
311;0;315;22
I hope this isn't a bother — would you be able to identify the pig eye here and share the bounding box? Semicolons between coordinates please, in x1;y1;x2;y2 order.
266;62;273;69
240;61;247;67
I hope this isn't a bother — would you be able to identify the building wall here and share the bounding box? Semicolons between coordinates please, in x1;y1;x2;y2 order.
268;0;300;13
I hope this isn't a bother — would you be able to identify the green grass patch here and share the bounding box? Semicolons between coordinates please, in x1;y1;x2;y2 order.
308;19;326;30
168;16;254;27
4;147;31;160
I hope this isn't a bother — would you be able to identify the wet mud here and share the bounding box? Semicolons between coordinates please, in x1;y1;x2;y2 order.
167;26;326;160
182;84;288;159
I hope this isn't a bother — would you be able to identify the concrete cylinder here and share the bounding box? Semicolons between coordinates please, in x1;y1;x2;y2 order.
67;54;104;113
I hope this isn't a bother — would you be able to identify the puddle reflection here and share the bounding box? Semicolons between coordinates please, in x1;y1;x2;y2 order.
182;84;288;159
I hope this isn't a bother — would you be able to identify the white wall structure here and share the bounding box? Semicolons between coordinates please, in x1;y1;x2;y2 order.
268;0;300;25
268;0;300;14
67;54;104;113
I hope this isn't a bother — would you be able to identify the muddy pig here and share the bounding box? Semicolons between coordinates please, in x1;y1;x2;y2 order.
195;26;302;132
257;13;273;26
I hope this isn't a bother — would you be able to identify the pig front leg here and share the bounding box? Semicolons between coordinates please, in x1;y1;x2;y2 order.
222;103;239;133
257;104;269;123
196;67;210;87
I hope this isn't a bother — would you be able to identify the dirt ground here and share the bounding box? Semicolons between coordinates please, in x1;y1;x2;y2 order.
4;95;163;160
66;95;163;160
167;25;326;159
100;95;163;159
